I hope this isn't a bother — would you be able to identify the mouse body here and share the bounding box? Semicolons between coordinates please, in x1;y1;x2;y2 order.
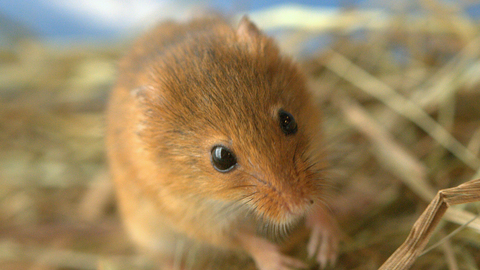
106;16;339;270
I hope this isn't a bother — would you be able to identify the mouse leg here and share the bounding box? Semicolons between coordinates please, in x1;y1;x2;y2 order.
306;206;340;269
238;232;307;270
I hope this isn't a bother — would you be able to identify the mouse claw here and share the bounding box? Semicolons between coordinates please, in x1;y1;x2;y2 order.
306;206;340;269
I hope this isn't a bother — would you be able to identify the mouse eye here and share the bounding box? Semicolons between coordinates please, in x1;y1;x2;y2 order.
278;109;297;135
211;145;237;172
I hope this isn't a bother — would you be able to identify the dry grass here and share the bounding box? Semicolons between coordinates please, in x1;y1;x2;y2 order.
1;1;480;269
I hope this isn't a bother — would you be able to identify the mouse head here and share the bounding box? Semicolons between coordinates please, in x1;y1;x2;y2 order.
136;17;327;226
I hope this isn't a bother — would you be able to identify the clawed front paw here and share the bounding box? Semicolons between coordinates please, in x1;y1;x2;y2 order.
253;239;307;270
306;207;340;269
240;232;307;270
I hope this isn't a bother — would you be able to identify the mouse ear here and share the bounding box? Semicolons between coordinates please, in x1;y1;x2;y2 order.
131;85;164;109
131;85;150;104
236;16;262;42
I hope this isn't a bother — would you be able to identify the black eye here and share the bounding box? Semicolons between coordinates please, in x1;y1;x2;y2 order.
211;145;237;172
278;109;297;135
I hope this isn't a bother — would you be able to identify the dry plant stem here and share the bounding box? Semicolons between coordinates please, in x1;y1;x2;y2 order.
413;36;480;111
335;93;435;201
422;0;477;42
0;240;98;269
325;50;480;170
379;178;480;270
439;231;459;270
336;93;480;230
442;241;459;270
0;240;151;270
246;5;472;35
474;170;480;182
467;128;480;157
421;213;478;256
78;170;112;222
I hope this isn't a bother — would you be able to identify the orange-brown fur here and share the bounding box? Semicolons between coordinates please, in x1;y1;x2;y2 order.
106;16;335;269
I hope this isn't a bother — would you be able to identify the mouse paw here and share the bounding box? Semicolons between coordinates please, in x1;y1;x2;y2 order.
306;206;340;269
240;233;307;270
254;241;307;270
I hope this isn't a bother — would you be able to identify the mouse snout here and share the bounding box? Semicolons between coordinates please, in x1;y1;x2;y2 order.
249;171;317;223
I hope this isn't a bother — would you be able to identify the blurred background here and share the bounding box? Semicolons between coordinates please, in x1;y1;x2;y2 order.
1;0;480;269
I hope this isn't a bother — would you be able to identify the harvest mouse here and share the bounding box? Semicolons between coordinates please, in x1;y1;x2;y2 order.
106;16;340;270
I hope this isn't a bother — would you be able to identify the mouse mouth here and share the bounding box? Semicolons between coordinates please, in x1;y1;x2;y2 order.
250;192;313;225
244;170;321;225
279;200;312;222
254;200;307;239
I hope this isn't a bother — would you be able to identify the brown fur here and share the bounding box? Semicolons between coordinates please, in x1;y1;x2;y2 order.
106;16;332;269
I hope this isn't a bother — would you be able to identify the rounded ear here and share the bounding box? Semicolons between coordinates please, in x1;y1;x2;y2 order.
131;85;165;110
131;85;150;104
236;16;262;42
